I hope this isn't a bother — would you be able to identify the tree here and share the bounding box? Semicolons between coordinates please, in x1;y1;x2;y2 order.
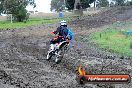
130;1;132;5
51;0;96;11
51;0;65;11
71;0;96;10
125;0;132;6
0;0;4;15
0;0;36;22
80;0;96;9
112;0;125;6
66;0;75;10
109;2;115;7
96;0;109;7
74;0;81;10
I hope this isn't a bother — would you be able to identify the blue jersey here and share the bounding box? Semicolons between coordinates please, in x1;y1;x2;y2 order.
67;28;73;40
54;27;73;40
54;26;68;39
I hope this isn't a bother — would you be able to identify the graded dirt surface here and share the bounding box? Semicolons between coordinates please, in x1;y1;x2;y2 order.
0;7;132;88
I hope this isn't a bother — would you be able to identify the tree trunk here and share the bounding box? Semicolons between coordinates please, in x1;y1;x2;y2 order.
74;0;80;10
73;0;83;16
94;0;96;8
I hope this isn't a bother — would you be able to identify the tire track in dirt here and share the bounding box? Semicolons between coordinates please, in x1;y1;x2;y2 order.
0;33;96;88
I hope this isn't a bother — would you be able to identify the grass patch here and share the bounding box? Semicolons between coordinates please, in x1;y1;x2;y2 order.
88;22;132;57
0;18;65;29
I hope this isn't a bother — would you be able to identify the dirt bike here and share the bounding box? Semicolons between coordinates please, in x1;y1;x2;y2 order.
46;36;70;64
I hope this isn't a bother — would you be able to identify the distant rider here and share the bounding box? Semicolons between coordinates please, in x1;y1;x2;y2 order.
49;20;73;52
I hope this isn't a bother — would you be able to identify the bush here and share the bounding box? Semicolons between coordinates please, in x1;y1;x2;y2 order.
130;41;132;49
13;6;29;22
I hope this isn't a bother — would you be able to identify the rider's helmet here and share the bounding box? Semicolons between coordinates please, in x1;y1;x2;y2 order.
60;20;67;27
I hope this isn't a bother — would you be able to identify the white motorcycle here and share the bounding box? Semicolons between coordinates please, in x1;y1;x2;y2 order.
46;36;69;64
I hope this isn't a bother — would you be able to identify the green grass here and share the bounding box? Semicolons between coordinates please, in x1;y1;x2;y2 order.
88;21;132;57
0;18;64;29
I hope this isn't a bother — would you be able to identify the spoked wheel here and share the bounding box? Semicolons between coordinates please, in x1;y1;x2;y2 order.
55;44;69;64
46;51;52;60
55;49;64;64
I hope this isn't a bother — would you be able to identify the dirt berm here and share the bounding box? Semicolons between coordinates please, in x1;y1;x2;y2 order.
0;6;132;88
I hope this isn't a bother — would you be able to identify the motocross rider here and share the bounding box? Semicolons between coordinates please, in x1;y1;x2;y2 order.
49;20;72;52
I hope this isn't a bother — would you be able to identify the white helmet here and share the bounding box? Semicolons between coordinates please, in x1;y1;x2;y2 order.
60;20;67;26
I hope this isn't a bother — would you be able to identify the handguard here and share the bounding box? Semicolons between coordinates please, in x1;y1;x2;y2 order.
51;31;55;34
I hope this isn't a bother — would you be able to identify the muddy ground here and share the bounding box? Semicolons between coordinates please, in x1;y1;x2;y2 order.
0;7;132;88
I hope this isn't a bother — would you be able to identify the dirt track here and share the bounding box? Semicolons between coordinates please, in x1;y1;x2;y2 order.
0;7;132;88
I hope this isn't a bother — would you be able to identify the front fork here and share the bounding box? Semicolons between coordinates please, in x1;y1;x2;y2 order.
49;49;61;56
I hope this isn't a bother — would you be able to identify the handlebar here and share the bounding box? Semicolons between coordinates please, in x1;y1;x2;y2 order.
51;31;55;34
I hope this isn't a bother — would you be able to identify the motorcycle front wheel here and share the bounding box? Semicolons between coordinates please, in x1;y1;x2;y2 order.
55;49;64;64
46;52;52;60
